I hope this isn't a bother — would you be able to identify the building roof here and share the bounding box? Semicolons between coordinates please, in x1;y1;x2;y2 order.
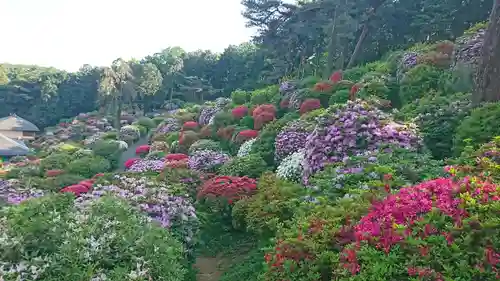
0;133;30;156
0;114;39;132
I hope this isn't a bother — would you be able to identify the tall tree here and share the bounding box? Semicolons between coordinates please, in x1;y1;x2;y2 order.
133;62;163;112
98;58;135;129
473;0;500;104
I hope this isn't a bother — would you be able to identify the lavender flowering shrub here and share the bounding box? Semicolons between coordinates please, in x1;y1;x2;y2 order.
279;81;296;94
0;179;45;205
302;100;421;181
275;120;312;162
198;106;220;126
127;159;165;173
188;150;230;172
156;118;181;134
77;175;199;252
453;28;485;70
0;194;188;280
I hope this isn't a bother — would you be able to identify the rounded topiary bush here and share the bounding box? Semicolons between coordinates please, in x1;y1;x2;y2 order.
67;156;111;178
219;154;268;178
40;153;73;171
136;117;157;130
454;102;500;155
0;194;190;280
188;139;222;155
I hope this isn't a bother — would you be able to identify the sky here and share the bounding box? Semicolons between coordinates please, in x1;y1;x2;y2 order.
0;0;261;72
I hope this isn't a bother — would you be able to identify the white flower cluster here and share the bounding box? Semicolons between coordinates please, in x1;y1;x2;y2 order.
84;133;104;147
237;138;257;157
119;125;140;141
276;150;305;182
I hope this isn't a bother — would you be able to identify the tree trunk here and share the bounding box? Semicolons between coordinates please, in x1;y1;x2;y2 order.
325;3;339;78
346;0;387;69
473;0;500;104
115;98;122;130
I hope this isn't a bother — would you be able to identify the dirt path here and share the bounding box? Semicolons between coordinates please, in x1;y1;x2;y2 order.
194;256;227;281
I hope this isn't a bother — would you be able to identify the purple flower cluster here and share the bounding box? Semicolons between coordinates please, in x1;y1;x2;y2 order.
279;81;295;93
0;180;44;205
400;52;418;69
302;100;421;181
156;118;180;134
188;149;230;172
275;121;311;162
75;175;199;250
198;106;220;126
454;29;485;69
128;159;165;172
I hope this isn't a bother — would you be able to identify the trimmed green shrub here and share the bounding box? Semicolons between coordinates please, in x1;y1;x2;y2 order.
137;116;157;130
67;156;111;178
219;154;269;178
40;153;72;171
231;89;250;105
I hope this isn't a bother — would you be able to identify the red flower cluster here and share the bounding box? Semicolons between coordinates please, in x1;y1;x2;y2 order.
197;176;257;203
124;158;140;169
313;82;332;92
45;169;64;177
330;70;342;83
183;121;198;130
264;238;313;270
299;98;321;115
165;159;188;169
135;145;150;155
350;84;361;100
60;179;95;196
236;130;259;142
252;104;276;130
165;153;188;161
231;106;248;119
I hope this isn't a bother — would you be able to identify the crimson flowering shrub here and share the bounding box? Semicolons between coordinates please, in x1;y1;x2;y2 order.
232;105;249;119
183;121;199;130
330;70;342;83
235;129;259;143
165;153;188;161
338;177;500;280
135;145;150;156
124;158;140;169
253;104;277;130
303;100;421;181
197;175;257;204
313;82;332;92
299;99;321;115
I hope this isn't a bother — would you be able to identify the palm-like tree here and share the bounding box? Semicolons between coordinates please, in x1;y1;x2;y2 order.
98;58;135;129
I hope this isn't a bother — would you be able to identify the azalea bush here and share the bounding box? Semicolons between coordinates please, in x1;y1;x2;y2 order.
237;138;257;157
276;150;305;182
303;100;421;181
67;156;111;178
399;64;444;105
0;194;190;280
78;174;199;252
219;154;268;179
337;177;500;280
232;173;305;237
127;159;165;173
39;153;72;171
275;120;311;162
188;139;222;155
188;150;230;173
310;147;444;200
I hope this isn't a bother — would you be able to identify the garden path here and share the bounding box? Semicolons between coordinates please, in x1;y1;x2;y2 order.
117;136;149;171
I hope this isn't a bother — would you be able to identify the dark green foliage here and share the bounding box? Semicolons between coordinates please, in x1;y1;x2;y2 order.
136;116;157;129
454;102;500;154
399;64;444;105
231;89;250;105
239;116;254;129
40;153;73;171
219;154;269;178
67;156;112;178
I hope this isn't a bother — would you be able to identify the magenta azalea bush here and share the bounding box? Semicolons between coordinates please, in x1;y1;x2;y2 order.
275;120;311;162
303;100;421;181
188;149;230;172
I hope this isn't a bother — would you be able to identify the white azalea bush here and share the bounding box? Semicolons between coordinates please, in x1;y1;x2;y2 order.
0;194;190;281
237;138;257;157
119;125;140;142
276;150;305;182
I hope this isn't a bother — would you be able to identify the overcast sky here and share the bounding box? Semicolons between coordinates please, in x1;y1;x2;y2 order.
0;0;265;71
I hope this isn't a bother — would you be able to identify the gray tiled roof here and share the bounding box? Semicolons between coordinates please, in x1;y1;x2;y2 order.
0;133;29;156
0;115;39;132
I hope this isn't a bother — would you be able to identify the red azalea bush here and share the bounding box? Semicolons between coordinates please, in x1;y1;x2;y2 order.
338;177;500;280
236;129;259;143
183;121;199;130
135;145;150;155
299;99;321;115
60;184;89;196
350;84;361;100
197;175;257;204
232;106;249;119
165;159;188;169
45;169;65;177
124;158;140;169
330;70;342;83
165;153;188;161
313;82;333;92
252;105;277;130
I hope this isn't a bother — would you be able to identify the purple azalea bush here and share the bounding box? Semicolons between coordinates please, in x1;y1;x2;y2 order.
76;175;199;251
128;159;165;172
198;106;220;126
279;81;295;93
188;149;230;172
156;118;181;134
275;121;311;162
0;179;44;205
302;100;421;182
454;28;485;69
